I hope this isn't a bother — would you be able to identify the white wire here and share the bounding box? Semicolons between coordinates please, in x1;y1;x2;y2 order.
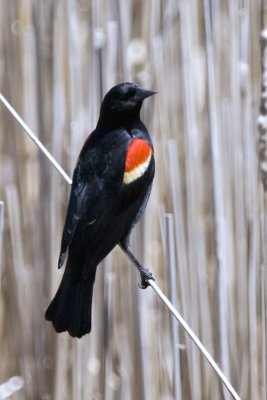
0;92;242;400
148;279;241;400
0;93;72;185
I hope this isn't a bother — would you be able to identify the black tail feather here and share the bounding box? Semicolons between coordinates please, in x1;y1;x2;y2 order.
45;265;97;338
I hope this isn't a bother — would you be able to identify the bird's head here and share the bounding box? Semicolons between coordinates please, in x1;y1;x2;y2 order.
98;82;156;124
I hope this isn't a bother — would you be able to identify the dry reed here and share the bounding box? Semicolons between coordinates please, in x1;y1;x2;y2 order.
0;1;265;399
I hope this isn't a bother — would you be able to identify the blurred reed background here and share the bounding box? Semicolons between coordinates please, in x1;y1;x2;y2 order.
0;0;266;399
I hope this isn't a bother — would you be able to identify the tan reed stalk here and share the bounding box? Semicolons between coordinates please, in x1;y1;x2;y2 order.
0;1;265;399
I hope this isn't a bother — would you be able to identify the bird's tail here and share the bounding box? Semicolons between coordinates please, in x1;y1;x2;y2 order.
45;264;97;338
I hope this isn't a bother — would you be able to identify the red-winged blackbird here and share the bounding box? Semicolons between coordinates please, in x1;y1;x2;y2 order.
45;82;156;338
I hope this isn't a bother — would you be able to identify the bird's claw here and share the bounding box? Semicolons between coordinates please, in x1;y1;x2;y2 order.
138;267;154;289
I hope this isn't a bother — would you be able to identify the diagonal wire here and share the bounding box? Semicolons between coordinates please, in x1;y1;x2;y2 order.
148;280;241;400
0;92;242;400
0;94;72;185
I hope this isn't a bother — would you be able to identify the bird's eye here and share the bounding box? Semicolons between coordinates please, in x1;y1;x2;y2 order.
121;87;136;100
128;87;136;96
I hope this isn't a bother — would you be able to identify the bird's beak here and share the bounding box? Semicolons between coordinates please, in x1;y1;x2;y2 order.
135;88;157;101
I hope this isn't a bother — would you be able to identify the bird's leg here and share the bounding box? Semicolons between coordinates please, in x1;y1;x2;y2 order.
120;244;155;289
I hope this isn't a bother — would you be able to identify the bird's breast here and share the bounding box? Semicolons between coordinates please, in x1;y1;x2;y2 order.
123;138;153;184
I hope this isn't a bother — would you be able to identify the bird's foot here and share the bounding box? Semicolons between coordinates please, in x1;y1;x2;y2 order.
138;267;155;289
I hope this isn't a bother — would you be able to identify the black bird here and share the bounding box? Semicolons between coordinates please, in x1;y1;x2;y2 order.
45;82;156;338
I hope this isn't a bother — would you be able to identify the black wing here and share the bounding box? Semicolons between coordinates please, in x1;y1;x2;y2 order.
58;163;92;268
57;129;131;268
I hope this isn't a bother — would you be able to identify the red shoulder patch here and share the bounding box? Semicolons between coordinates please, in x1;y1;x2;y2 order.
125;139;152;172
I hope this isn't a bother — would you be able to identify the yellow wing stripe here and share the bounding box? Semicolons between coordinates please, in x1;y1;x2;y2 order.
123;154;152;184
